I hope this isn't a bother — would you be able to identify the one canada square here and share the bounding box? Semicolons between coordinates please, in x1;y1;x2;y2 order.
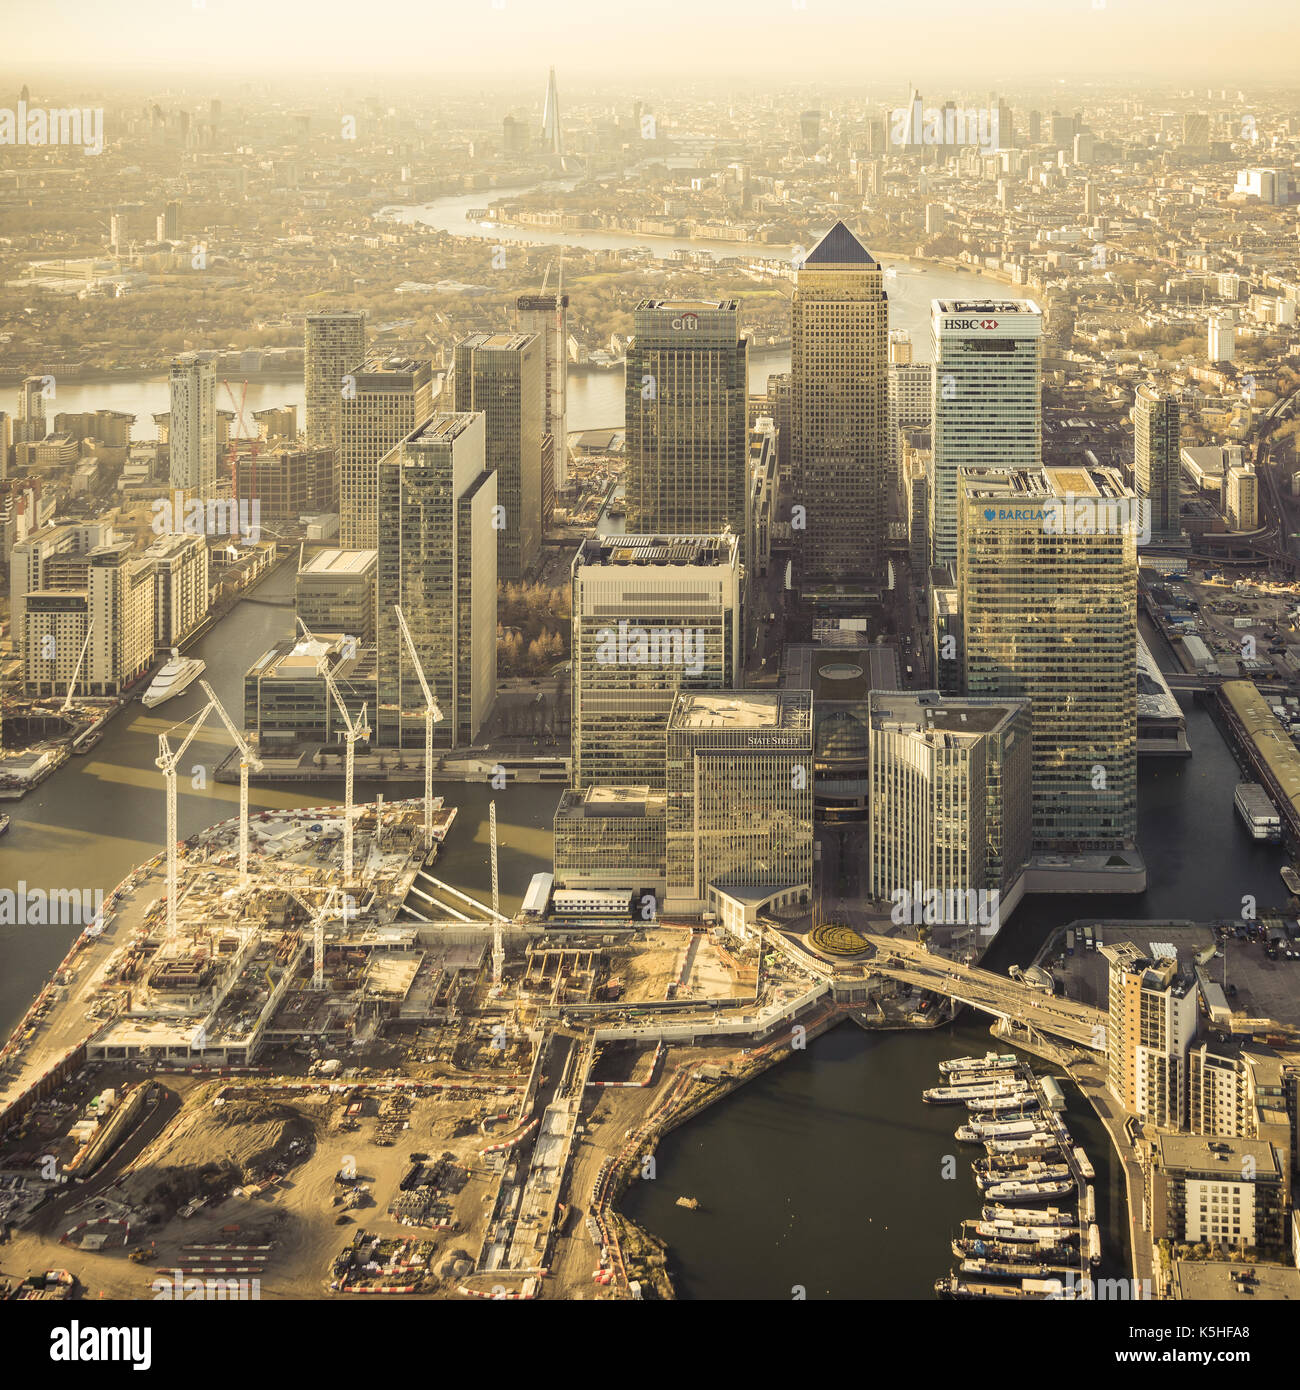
790;221;889;593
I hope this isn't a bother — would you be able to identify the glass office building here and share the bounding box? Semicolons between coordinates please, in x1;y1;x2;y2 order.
664;690;814;915
958;464;1139;852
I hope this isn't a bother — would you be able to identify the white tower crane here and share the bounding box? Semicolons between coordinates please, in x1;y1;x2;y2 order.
198;679;263;886
289;886;345;991
60;619;94;714
297;619;369;883
490;799;503;987
392;603;444;851
156;698;216;940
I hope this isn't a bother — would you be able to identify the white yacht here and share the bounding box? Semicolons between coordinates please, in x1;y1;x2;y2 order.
142;650;206;708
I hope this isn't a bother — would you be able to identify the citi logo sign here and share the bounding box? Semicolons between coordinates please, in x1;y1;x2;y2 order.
945;318;999;330
671;313;699;331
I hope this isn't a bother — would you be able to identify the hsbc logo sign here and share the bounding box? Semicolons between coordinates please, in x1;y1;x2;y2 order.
945;318;999;330
670;313;699;331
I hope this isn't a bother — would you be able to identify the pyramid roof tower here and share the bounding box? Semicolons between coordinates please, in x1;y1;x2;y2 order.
803;220;877;267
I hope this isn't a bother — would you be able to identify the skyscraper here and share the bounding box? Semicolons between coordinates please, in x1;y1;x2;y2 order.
168;354;217;495
930;299;1042;571
339;355;435;549
958;464;1139;852
541;66;562;158
453;332;544;582
624;300;749;560
571;533;740;791
1208;314;1236;363
375;414;497;749
790;221;889;593
1134;383;1181;540
867;690;1032;917
516;282;570;508
305;310;367;452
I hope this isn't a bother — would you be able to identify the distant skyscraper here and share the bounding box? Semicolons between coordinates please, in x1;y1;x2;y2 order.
1183;112;1210;149
799;109;822;154
516;282;570;505
168;354;217;494
1134;384;1181;540
541;66;563;158
958;464;1139;852
453;332;544;581
1028;109;1041;144
625;300;749;562
929;298;1042;570
339;355;435;549
571;533;740;791
305;310;367;453
1208;314;1236;363
375;413;497;749
1225;462;1258;531
790;221;889;593
15;377;46;445
888;360;932;509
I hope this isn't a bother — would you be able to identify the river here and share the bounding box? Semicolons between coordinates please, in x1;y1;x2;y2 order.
44;182;1010;435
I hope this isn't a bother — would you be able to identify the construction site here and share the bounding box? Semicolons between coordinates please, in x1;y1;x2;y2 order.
0;652;847;1299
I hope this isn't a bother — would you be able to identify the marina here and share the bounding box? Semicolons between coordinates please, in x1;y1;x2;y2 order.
930;1055;1100;1299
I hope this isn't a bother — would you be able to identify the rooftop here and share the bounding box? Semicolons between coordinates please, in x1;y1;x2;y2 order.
575;533;738;568
869;689;1026;736
670;690;812;733
803;220;876;267
298;549;377;577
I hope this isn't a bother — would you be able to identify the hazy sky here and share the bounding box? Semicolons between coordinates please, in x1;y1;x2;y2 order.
8;0;1300;82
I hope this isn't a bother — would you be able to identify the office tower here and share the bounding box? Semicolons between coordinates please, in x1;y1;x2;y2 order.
1208;314;1236;363
146;532;209;648
929;299;1042;571
995;100;1014;150
925;203;946;236
1103;942;1199;1129
888;329;913;366
453;333;544;581
160;200;180;240
958;464;1138;852
168;354;217;494
1183;111;1210;148
554;786;668;892
1235;167;1291;204
1028;109;1041;144
516;284;570;506
305;310;367;452
624;300;749;563
888;359;932;504
375;414;497;748
1134;383;1181;540
790;221;889;593
0;410;11;479
571;533;740;791
799;109;822;153
1049;113;1074;150
748;420;778;580
1073;131;1095;165
109;214;126;250
502;115;528;153
296;549;378;646
541;66;563;157
233;447;334;518
664;690;814;917
339;355;435;549
763;373;791;478
1083;180;1099;216
868;690;1032;920
1226;462;1258;531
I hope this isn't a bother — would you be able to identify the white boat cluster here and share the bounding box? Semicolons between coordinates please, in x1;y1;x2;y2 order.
927;1054;1103;1301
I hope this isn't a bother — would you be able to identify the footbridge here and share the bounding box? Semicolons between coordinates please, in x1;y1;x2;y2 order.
862;935;1108;1052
